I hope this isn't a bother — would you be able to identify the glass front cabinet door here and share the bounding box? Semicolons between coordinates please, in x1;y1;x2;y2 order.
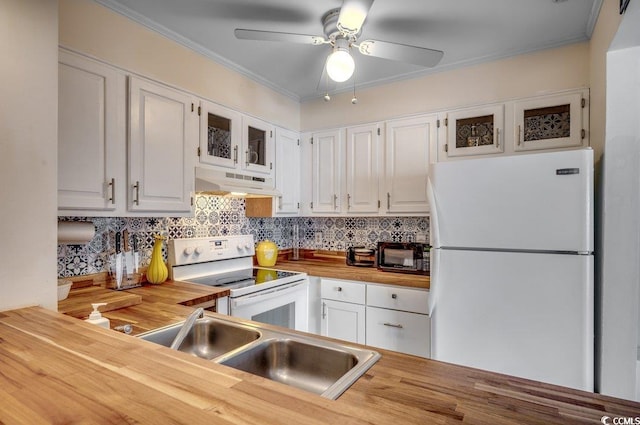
242;115;274;176
444;104;505;158
199;100;241;169
513;91;587;152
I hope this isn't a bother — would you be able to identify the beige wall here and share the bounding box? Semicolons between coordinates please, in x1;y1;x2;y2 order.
301;42;590;132
0;0;58;311
59;0;300;131
589;0;623;164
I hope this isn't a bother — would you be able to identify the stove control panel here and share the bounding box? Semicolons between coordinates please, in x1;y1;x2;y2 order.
168;235;256;266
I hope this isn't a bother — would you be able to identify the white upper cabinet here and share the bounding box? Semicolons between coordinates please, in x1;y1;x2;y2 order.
242;115;275;177
128;76;198;213
311;129;342;214
345;123;381;214
198;100;242;170
438;88;589;161
384;115;436;214
513;90;588;152
58;50;125;212
198;101;275;179
442;104;505;158
274;127;300;215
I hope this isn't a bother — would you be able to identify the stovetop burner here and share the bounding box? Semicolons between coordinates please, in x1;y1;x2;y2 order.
185;267;302;290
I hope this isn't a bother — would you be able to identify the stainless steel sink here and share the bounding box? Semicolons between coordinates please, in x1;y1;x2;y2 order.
137;315;380;399
138;317;261;359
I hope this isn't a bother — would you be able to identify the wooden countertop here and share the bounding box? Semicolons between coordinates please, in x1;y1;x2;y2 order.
60;278;229;335
1;306;638;424
268;250;430;289
124;279;230;306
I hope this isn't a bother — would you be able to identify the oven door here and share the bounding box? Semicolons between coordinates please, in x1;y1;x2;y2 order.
229;279;309;332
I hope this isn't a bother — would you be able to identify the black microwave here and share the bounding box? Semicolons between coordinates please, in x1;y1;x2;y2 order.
376;242;430;275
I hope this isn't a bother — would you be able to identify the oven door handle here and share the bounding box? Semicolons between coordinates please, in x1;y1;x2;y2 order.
231;281;307;308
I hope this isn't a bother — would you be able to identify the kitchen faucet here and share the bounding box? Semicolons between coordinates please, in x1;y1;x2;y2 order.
170;307;204;350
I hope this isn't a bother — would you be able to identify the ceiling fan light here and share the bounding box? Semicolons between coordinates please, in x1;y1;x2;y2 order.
326;49;355;83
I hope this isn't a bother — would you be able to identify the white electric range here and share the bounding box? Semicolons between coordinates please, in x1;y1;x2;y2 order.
168;235;309;332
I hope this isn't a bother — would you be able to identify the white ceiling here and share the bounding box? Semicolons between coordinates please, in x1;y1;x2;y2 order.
94;0;603;101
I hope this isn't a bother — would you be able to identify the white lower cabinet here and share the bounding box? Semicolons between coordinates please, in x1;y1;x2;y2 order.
320;279;366;344
321;300;366;344
366;284;430;358
366;307;430;358
319;278;431;357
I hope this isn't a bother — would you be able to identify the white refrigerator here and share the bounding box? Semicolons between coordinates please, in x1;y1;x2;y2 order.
427;148;594;391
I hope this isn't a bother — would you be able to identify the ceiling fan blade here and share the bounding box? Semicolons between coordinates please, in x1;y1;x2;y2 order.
235;29;326;45
358;39;444;68
337;0;375;35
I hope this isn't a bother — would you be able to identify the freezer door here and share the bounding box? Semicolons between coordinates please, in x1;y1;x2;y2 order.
430;249;593;391
429;149;593;252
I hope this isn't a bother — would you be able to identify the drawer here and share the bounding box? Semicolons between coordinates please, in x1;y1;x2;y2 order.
366;306;430;358
320;278;365;304
367;284;429;314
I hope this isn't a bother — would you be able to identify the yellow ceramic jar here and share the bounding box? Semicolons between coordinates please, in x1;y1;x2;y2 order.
256;240;278;267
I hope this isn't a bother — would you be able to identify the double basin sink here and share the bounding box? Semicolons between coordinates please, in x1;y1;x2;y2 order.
137;315;380;399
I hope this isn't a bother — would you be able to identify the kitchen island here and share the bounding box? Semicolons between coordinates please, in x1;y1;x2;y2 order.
1;305;638;424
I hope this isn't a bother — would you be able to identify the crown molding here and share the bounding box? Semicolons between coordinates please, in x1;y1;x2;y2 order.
92;0;300;101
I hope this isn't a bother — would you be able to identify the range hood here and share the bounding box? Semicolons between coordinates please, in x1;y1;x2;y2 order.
195;167;281;198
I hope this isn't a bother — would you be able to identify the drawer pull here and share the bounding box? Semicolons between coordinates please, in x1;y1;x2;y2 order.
383;322;403;329
391;294;397;299
336;287;343;292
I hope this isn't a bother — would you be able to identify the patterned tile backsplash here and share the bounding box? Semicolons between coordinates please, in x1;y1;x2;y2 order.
58;195;429;278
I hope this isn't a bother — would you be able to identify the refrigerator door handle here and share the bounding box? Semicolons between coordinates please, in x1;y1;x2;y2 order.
426;174;440;248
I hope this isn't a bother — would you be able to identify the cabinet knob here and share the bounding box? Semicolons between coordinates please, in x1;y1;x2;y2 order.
336;287;343;292
391;293;397;299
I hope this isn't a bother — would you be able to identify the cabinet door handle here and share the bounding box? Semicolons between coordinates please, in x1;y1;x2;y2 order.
391;293;397;299
322;302;326;319
383;323;404;329
495;128;500;149
347;193;351;209
133;181;140;205
245;150;250;167
233;146;238;164
336;287;343;292
517;125;522;146
387;192;391;209
108;178;115;204
333;194;338;210
278;196;283;210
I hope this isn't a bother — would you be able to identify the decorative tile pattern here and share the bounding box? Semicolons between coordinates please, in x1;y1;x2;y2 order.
58;195;429;277
456;115;494;148
208;127;231;160
524;105;571;141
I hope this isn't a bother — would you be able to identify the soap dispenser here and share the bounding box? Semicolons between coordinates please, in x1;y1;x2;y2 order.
85;303;110;329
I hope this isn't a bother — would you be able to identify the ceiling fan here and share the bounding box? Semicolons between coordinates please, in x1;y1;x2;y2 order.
234;0;444;92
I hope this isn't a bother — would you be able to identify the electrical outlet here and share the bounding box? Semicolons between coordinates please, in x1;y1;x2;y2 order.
315;232;323;245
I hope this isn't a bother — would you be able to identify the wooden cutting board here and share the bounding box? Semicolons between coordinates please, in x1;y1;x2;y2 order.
58;286;142;318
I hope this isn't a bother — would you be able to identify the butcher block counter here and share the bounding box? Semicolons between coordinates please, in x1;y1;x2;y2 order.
59;277;230;335
0;306;638;424
268;250;430;289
